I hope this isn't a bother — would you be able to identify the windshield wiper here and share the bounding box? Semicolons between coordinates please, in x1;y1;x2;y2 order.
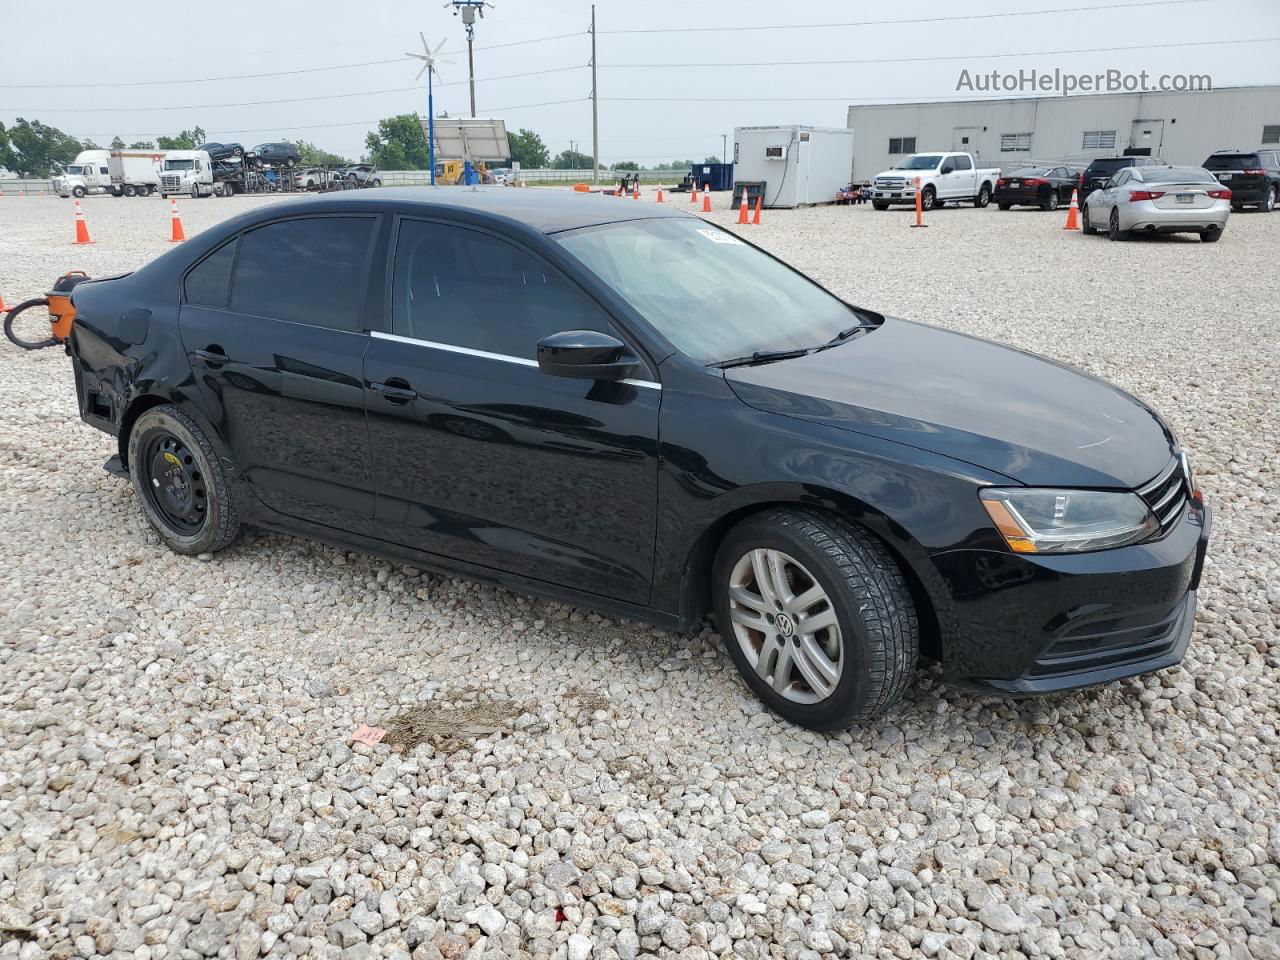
815;322;878;351
712;347;812;369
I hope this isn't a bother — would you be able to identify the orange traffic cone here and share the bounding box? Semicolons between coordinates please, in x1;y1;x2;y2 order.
72;199;93;245
752;194;762;225
169;197;186;243
0;290;11;312
690;182;698;204
1063;188;1080;230
655;184;664;203
632;184;640;200
702;185;712;213
737;186;750;224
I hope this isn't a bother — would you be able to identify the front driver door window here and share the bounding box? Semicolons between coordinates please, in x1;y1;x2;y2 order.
365;217;662;603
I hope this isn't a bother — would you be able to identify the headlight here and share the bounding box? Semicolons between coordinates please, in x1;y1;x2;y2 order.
980;488;1158;554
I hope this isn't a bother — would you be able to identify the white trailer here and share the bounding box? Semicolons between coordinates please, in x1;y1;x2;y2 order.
733;125;855;208
108;150;163;197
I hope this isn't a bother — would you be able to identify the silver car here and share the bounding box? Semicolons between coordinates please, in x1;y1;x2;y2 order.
1082;165;1231;242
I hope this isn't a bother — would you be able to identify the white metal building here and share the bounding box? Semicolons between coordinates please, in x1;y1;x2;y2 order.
733;125;855;207
845;83;1280;180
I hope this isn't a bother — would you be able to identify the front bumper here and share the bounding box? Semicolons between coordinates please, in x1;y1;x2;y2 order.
934;501;1210;695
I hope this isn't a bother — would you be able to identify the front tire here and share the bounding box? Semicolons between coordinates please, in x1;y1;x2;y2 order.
712;509;918;729
1081;202;1096;234
72;186;86;199
1263;186;1277;212
128;405;239;556
921;187;936;211
872;200;889;210
1042;191;1060;211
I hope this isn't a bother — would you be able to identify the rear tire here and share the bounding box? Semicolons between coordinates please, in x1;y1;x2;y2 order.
1263;187;1277;212
1108;207;1128;241
997;202;1011;211
712;509;918;729
128;405;239;556
1081;203;1096;234
1200;229;1222;243
974;183;991;207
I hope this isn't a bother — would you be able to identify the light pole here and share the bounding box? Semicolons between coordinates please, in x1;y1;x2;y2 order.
407;34;452;186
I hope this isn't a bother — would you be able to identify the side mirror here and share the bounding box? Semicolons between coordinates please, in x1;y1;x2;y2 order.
537;330;639;382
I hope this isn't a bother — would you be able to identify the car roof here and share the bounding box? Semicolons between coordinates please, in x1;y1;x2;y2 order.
262;186;691;234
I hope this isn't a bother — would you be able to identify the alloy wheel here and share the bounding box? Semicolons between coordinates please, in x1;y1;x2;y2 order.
727;548;843;704
142;432;208;536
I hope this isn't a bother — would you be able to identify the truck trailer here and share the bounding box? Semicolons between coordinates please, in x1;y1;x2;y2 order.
107;150;163;197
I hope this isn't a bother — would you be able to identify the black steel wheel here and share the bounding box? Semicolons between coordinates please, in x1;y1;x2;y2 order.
128;404;239;555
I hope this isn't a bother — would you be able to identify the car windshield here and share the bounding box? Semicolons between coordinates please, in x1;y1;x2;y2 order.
1203;153;1260;170
66;165;84;175
892;155;943;170
164;159;196;171
556;217;865;365
1146;166;1217;184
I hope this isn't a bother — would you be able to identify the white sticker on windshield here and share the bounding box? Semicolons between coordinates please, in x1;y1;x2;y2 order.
696;228;742;245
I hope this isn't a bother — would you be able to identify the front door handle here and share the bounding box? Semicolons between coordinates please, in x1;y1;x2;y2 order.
193;347;229;367
370;379;417;403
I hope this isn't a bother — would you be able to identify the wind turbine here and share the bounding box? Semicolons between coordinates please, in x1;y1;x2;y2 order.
406;33;451;186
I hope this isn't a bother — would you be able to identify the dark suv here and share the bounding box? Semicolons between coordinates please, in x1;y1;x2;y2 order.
196;142;244;162
1202;150;1280;212
253;142;301;168
1079;156;1163;202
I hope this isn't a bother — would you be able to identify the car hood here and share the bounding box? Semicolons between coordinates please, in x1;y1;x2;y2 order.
724;317;1175;488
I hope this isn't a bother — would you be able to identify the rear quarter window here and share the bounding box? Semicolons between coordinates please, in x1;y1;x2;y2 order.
1204;154;1260;170
184;239;237;309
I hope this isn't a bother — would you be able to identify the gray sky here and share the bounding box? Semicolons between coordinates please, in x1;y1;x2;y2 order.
2;0;1277;165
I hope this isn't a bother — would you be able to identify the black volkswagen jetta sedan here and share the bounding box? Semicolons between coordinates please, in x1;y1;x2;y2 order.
67;189;1209;729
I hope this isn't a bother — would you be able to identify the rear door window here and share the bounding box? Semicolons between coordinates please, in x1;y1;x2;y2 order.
391;219;618;360
229;216;376;331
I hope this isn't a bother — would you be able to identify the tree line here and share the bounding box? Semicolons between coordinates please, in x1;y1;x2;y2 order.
2;114;717;178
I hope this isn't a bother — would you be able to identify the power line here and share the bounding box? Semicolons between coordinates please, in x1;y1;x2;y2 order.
603;36;1280;70
0;58;405;89
3;67;587;113
598;0;1206;34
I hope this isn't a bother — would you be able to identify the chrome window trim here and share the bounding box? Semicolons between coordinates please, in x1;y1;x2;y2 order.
370;331;661;390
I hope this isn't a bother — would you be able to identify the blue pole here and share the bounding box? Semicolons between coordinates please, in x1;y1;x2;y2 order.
427;68;436;187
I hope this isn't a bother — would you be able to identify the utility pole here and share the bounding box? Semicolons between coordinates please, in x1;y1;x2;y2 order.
590;4;599;184
722;133;727;165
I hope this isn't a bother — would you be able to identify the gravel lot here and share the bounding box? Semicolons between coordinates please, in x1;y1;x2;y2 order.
2;191;1278;960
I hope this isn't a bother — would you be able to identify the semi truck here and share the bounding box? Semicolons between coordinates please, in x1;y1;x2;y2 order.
158;150;232;198
54;149;165;197
52;150;113;198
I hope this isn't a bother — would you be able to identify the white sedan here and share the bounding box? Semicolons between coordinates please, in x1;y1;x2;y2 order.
1082;165;1231;242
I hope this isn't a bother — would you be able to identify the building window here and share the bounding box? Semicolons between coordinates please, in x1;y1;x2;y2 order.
1083;130;1118;149
1000;133;1032;153
888;136;916;154
1263;124;1280;144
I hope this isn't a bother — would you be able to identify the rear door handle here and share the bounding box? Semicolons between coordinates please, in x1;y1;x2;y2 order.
193;347;229;367
370;380;417;403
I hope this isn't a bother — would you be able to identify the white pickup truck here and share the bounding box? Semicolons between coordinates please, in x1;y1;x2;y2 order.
871;152;1000;211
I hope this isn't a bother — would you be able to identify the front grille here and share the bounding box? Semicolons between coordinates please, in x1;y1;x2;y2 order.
1137;456;1191;539
875;177;907;189
160;174;183;192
